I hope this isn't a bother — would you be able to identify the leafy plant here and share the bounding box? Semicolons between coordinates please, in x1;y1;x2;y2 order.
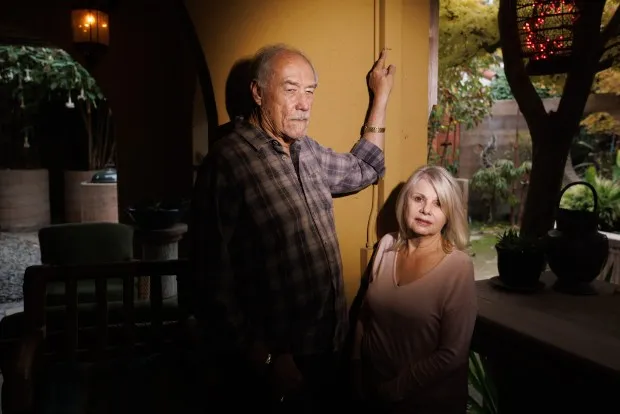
495;227;540;251
471;159;531;223
490;69;560;100
467;351;498;414
0;45;103;103
428;0;501;167
496;228;522;249
571;125;618;179
0;45;110;169
580;111;620;136
81;99;115;170
560;166;620;233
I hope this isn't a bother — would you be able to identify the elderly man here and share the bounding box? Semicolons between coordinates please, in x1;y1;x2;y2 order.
190;44;395;412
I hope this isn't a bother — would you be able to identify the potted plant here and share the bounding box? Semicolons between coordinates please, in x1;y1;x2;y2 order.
61;56;115;223
0;45;107;228
495;228;545;289
69;98;117;223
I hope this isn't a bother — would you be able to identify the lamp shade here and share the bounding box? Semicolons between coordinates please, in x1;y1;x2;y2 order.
71;9;109;46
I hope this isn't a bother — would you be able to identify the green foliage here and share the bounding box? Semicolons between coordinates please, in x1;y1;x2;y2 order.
614;149;620;180
0;45;108;169
433;0;500;139
443;0;620;104
471;164;509;206
600;0;620;67
467;351;498;414
489;71;514;101
580;111;620;136
438;66;497;130
471;159;531;205
439;0;499;70
485;1;620;103
427;134;460;176
490;69;561;100
495;227;540;251
560;166;620;232
593;67;620;95
0;45;104;106
495;227;520;247
571;126;618;179
471;159;531;223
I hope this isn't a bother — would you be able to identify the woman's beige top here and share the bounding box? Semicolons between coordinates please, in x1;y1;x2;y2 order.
361;232;477;406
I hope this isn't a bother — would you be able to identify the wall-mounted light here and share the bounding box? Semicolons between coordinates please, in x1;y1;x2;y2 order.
71;8;109;59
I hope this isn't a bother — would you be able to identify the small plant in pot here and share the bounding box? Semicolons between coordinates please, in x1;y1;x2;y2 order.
126;199;189;231
495;228;546;289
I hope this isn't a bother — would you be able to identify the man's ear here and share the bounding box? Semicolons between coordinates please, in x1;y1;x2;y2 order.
250;80;262;106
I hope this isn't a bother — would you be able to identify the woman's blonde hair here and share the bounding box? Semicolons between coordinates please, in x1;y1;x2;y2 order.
393;165;469;252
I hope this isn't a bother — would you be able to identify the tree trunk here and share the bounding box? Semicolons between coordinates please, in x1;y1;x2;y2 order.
498;0;609;240
520;123;572;239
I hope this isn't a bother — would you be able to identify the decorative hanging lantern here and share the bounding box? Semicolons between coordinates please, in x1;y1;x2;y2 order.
71;3;110;63
71;8;109;47
517;0;581;76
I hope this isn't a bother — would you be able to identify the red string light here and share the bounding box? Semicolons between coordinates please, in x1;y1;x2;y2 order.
522;0;578;61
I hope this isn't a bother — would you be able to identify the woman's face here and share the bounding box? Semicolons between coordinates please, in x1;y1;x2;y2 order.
405;178;447;237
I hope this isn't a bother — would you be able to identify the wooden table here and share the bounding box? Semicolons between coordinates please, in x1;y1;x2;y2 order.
472;272;620;413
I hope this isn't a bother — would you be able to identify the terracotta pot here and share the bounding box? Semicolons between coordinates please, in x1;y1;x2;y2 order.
0;169;50;231
64;170;98;223
80;182;119;223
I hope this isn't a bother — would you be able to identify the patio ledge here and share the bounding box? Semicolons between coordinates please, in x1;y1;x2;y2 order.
472;272;620;413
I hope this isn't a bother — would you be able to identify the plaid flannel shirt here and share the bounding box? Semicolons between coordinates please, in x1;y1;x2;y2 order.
191;120;385;356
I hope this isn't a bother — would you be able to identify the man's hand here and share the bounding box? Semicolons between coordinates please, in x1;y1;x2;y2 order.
367;48;396;105
269;353;303;401
247;345;303;402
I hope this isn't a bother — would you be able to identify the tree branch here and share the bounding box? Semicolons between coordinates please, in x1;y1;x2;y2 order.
498;0;547;137
557;1;606;125
483;40;502;54
601;3;620;45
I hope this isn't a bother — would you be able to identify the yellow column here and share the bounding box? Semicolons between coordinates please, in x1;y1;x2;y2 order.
360;0;430;279
185;0;429;304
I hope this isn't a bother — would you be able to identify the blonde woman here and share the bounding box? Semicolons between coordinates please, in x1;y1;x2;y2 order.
352;165;477;414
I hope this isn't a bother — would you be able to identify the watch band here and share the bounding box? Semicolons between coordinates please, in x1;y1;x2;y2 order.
363;125;386;133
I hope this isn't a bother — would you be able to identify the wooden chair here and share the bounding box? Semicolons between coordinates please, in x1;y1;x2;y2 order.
38;222;135;306
0;223;137;366
1;259;209;414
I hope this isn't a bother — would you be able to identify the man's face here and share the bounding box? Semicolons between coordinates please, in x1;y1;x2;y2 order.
252;52;317;140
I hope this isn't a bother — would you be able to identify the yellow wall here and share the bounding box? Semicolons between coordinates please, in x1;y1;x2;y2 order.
186;0;429;303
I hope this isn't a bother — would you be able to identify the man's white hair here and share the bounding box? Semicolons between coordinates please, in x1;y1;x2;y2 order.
250;44;319;89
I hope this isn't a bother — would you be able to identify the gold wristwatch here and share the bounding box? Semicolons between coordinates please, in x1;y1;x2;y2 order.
362;125;386;133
